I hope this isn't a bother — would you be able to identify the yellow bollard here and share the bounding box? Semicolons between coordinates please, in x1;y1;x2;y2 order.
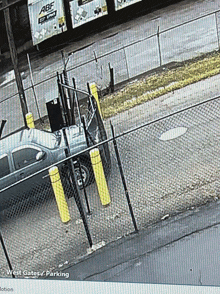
89;82;102;119
26;112;35;129
90;148;111;206
49;166;71;223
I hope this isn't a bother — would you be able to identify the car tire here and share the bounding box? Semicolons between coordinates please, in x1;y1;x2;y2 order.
74;158;94;188
61;158;94;198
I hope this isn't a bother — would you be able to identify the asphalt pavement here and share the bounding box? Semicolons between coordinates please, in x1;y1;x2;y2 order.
1;0;220;287
47;199;220;287
1;0;220;136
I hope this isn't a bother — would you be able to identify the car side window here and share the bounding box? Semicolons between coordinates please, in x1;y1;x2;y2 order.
0;155;10;178
12;147;39;170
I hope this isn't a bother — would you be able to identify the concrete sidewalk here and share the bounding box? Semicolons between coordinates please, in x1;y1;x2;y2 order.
47;199;220;286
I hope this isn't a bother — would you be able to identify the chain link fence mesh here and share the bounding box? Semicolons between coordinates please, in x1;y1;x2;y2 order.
2;7;220;136
115;97;220;228
1;96;220;278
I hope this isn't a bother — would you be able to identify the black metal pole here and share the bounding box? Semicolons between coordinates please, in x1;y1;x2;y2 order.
57;72;66;126
0;231;15;278
62;128;93;247
63;69;74;126
60;73;71;127
71;78;82;127
57;73;70;127
108;63;114;93
72;77;76;89
0;120;7;138
81;116;91;147
86;83;93;113
110;121;138;232
76;158;91;215
3;0;28;128
87;82;91;95
110;68;114;93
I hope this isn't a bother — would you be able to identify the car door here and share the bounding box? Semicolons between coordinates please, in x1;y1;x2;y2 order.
11;145;52;198
0;153;16;209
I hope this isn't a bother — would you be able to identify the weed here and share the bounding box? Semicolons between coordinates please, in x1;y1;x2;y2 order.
100;51;220;118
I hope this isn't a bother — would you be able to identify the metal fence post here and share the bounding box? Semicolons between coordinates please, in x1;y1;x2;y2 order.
81;116;95;146
57;72;70;127
123;45;130;82
110;121;138;232
0;231;15;278
0;120;7;138
62;128;93;247
76;158;91;215
89;83;103;119
108;62;114;93
157;26;162;67
63;69;74;126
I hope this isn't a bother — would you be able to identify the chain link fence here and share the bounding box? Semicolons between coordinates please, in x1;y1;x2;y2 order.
1;93;220;278
2;6;220;136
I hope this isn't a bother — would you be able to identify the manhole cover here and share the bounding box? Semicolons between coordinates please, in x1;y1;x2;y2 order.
159;127;187;141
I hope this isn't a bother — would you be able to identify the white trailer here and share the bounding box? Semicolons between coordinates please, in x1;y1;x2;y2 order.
69;0;108;29
28;0;67;45
114;0;141;11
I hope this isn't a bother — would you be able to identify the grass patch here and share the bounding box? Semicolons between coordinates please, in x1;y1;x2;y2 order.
100;51;220;118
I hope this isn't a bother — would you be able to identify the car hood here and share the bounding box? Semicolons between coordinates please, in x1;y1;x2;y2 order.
60;125;87;154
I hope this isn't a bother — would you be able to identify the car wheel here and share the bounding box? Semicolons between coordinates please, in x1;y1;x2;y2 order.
61;158;94;193
74;158;94;188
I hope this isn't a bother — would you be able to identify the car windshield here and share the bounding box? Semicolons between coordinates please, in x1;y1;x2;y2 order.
29;129;60;149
